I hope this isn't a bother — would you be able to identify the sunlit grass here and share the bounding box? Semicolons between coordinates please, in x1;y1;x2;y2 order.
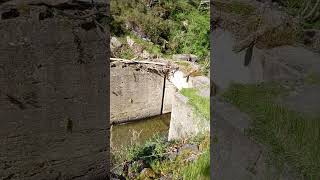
222;82;320;178
180;88;210;120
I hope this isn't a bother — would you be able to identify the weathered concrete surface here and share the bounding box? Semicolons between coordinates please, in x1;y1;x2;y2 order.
168;76;210;141
212;29;264;90
212;98;301;180
279;84;320;118
0;1;108;179
110;62;176;123
212;28;320;92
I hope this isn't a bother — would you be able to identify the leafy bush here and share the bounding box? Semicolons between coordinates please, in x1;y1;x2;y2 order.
126;134;169;165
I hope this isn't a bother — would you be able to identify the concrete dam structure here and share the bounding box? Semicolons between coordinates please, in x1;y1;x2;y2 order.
110;59;210;141
110;60;176;124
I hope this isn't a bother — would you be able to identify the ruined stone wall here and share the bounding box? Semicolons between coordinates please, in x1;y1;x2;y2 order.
0;1;108;179
110;62;176;124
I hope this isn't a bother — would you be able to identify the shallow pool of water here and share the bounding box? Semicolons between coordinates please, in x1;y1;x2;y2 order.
110;113;171;152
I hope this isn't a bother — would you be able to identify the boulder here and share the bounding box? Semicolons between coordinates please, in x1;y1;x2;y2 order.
110;36;122;51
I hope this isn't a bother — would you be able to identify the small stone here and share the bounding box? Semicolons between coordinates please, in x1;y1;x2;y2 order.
140;168;156;178
141;50;150;59
110;37;122;54
111;36;122;49
127;36;135;47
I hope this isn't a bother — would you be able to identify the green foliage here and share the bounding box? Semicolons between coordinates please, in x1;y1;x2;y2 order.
183;149;210;180
118;46;135;59
129;34;162;56
305;71;320;85
150;133;210;179
116;131;210;179
170;11;210;59
180;88;210;120
110;0;210;62
126;134;169;165
222;83;320;179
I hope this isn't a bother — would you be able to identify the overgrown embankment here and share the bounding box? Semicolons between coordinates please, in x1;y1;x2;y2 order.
212;0;320;179
222;82;320;179
110;0;210;74
111;133;210;180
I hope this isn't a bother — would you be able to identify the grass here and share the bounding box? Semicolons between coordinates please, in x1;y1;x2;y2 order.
183;149;210;180
110;0;210;63
214;1;256;16
222;82;320;179
118;45;135;59
174;61;194;73
150;133;210;179
305;71;320;85
113;132;210;179
180;88;210;120
129;33;162;56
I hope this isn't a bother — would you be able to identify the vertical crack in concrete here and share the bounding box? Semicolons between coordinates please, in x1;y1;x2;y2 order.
160;74;166;115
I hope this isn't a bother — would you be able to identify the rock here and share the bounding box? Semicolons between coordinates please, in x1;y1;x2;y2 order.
110;36;122;52
128;171;138;179
182;20;188;30
159;174;173;180
168;151;178;160
178;144;199;154
111;37;122;48
128;160;145;173
172;54;198;62
127;36;135;48
140;168;156;179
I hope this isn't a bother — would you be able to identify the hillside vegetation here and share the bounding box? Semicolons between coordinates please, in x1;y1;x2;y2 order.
110;0;210;64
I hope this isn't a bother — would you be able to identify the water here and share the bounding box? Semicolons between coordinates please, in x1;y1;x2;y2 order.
110;113;171;152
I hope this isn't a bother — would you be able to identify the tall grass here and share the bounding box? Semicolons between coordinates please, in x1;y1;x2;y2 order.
181;88;210;120
222;83;320;178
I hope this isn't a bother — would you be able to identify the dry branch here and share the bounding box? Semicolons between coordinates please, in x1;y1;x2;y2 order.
110;58;167;66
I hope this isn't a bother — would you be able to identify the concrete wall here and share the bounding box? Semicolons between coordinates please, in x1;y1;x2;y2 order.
168;77;210;141
110;63;176;123
212;28;320;91
0;1;108;179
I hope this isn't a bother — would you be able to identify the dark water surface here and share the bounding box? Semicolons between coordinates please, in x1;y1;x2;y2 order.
110;113;171;152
